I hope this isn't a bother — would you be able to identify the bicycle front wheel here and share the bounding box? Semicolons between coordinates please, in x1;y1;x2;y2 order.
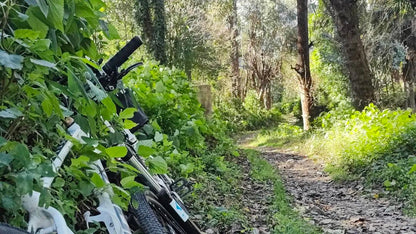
0;223;29;234
128;191;186;234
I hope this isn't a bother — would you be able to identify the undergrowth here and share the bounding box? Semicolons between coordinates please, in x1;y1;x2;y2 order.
253;104;416;214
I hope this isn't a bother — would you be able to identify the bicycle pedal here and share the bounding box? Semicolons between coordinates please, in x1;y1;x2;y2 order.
170;178;193;197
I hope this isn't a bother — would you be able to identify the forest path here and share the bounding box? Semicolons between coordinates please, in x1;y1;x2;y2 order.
237;133;416;234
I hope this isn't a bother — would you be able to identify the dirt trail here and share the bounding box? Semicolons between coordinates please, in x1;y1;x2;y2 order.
260;147;416;234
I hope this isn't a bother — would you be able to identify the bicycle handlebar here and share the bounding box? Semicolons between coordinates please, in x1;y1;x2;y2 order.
102;36;142;76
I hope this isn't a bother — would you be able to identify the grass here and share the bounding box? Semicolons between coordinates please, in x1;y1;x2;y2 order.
244;123;306;149
245;149;322;234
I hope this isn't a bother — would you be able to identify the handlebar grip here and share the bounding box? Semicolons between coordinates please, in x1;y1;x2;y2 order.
102;36;142;75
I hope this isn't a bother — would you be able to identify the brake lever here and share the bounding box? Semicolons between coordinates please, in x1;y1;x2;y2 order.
118;62;143;80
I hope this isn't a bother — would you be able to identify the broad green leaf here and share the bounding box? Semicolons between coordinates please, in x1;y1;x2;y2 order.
71;155;90;168
99;20;120;40
119;108;136;119
52;177;65;188
137;139;154;147
30;59;56;69
17;172;33;194
0;153;13;166
14;29;40;40
102;96;116;115
1;196;18;210
11;144;31;168
0;108;23;119
147;156;168;174
46;0;64;31
26;7;49;38
409;164;416;174
155;81;165;93
90;172;105;188
0;50;23;70
78;180;94;196
123;119;137;130
154;132;163;142
31;39;51;52
105;146;127;158
138;145;155;158
41;98;53;117
36;0;49;17
120;176;142;189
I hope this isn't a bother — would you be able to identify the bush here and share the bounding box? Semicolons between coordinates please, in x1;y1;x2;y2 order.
213;91;282;132
307;104;416;210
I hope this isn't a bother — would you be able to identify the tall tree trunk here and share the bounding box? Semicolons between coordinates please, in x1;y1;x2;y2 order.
324;0;375;110
152;0;167;64
135;0;167;64
229;0;241;99
294;0;312;131
402;17;416;110
135;0;153;48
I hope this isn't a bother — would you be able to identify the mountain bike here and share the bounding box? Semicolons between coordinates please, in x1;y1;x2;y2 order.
0;36;201;234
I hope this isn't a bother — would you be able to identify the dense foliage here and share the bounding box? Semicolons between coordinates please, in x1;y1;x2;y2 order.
0;0;240;231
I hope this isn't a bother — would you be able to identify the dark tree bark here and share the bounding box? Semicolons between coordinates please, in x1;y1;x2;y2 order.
228;0;241;99
324;0;375;110
152;0;167;64
135;0;167;64
293;0;312;130
402;18;416;110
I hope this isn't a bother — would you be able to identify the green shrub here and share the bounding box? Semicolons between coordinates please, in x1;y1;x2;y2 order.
213;91;282;132
306;104;416;211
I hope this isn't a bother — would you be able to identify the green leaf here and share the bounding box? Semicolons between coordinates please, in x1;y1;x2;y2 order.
105;146;127;158
1;196;17;210
0;108;23;119
147;156;168;174
102;96;116;116
119;108;136;119
41;98;53;117
384;180;396;187
123;119;137;130
11;144;31;168
90;172;105;188
46;0;64;31
30;58;57;69
0;50;23;70
36;0;49;17
52;177;65;188
0;153;13;167
31;39;51;51
138;145;156;158
70;155;90;168
17;172;33;194
409;164;416;174
14;29;40;40
26;6;49;38
99;20;120;40
155;81;165;93
154;132;163;142
120;176;142;189
78;180;94;196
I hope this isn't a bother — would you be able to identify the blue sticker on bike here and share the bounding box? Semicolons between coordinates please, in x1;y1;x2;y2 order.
169;199;189;222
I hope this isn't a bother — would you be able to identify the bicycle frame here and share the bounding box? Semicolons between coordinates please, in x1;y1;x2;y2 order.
22;120;131;234
20;36;200;234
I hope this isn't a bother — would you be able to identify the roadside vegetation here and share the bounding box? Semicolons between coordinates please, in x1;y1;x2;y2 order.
4;0;416;232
